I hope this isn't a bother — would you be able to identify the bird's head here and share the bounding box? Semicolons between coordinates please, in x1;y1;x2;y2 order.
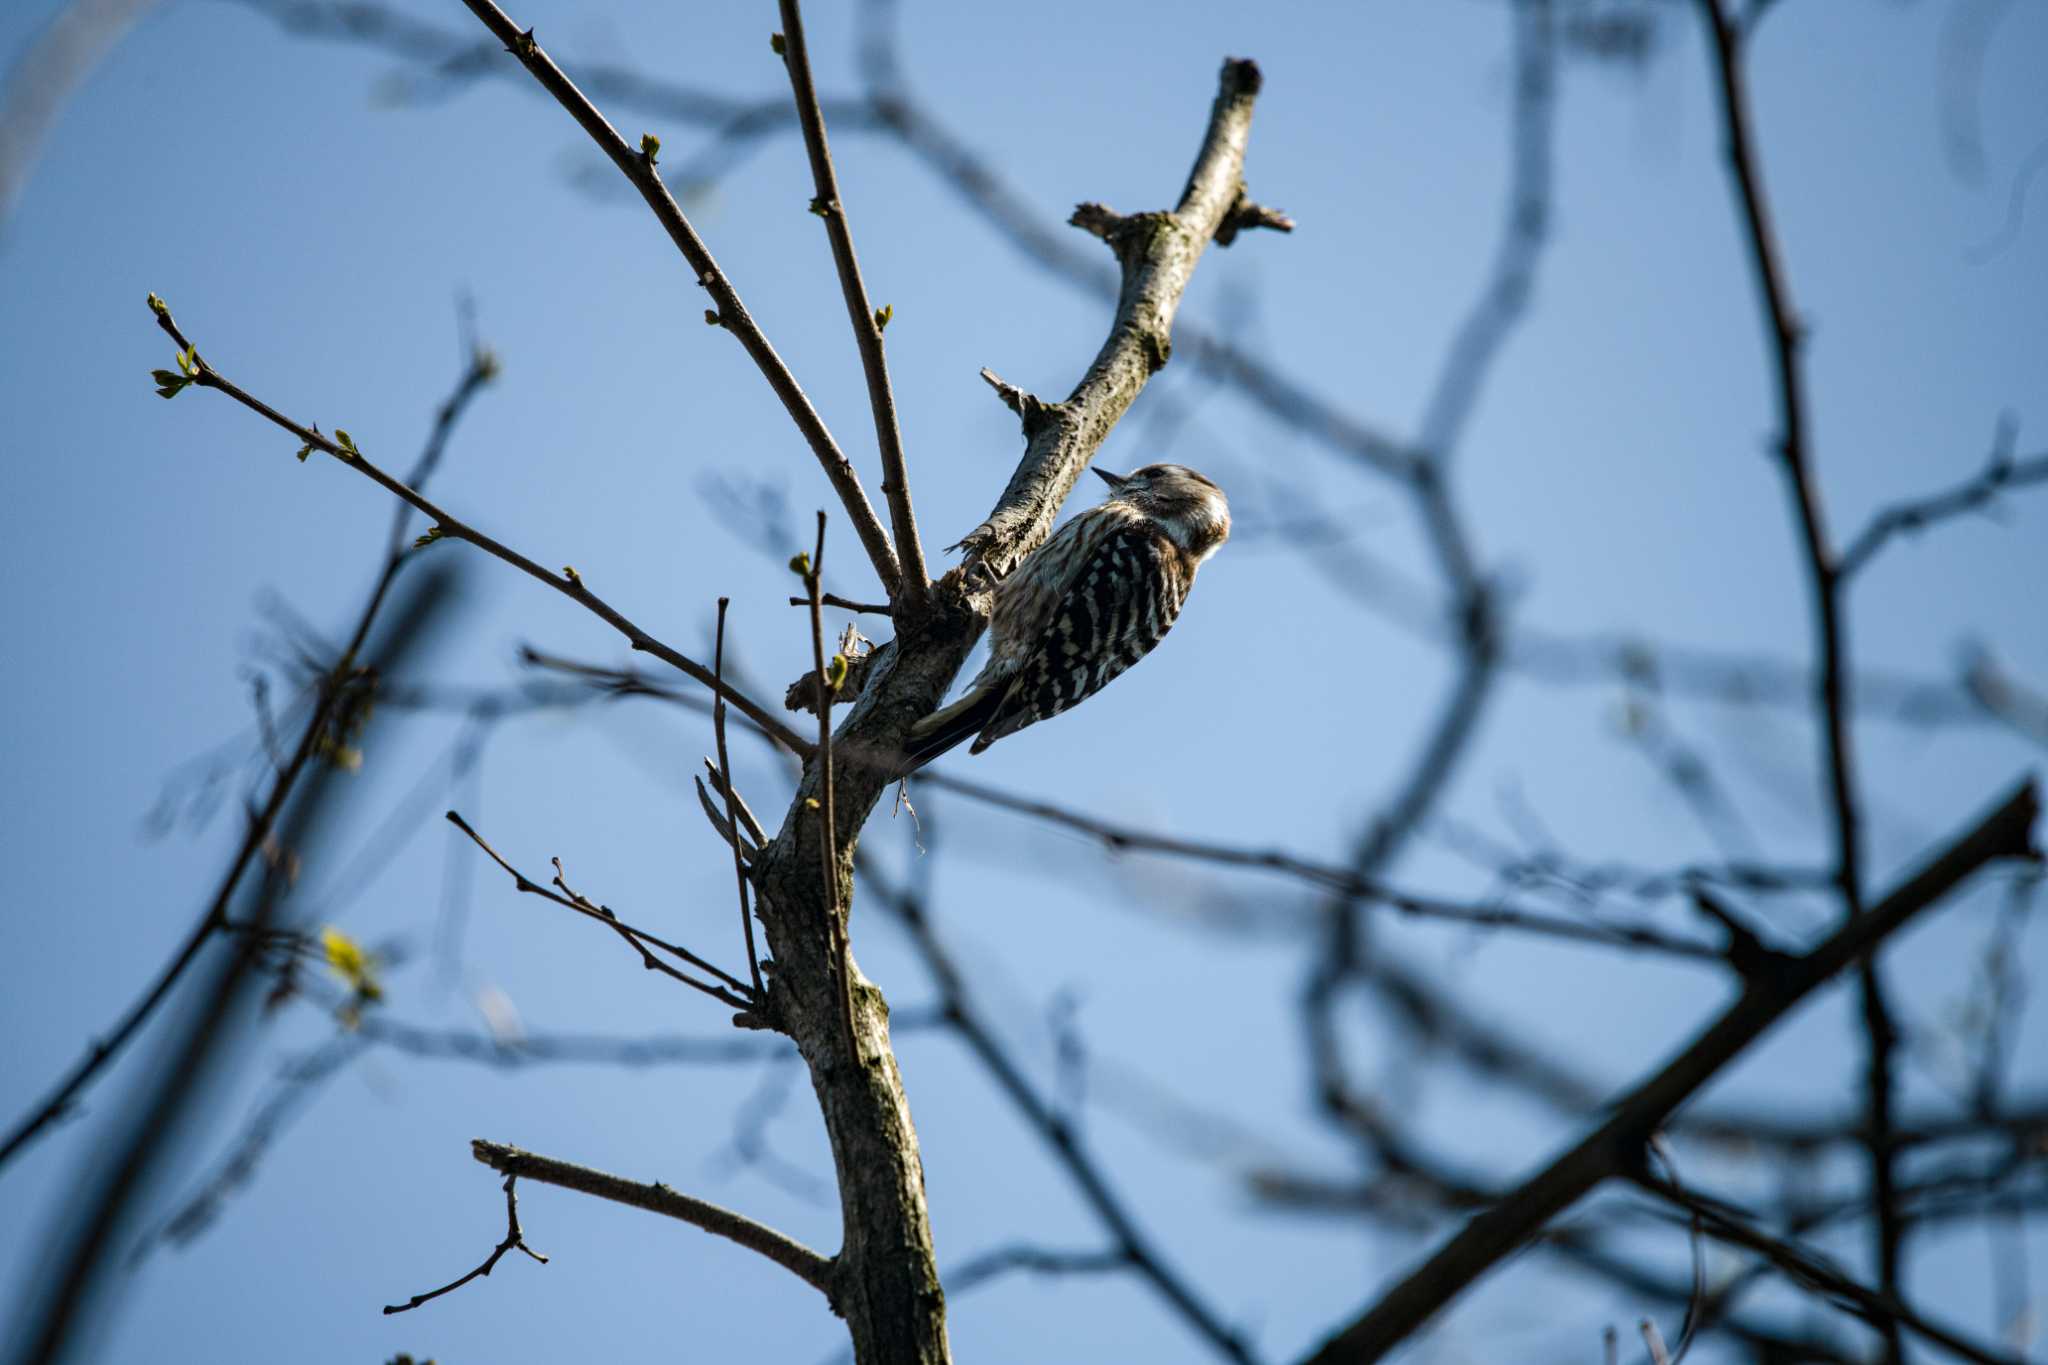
1092;462;1232;562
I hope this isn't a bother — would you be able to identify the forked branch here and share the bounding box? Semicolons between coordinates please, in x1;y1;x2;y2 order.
454;0;904;601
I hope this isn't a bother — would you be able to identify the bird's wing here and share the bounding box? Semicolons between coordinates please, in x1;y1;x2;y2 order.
971;521;1189;751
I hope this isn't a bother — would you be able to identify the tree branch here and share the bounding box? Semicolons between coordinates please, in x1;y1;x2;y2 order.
454;0;904;601
143;297;810;756
1838;422;2048;580
953;57;1281;577
777;0;931;613
1299;778;2038;1364
444;809;759;1013
384;1173;549;1314
713;599;766;998
470;1139;837;1299
1695;3;1903;1344
1626;1170;2025;1365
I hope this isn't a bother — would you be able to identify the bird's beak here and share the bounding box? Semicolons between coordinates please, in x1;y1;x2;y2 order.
1091;466;1129;490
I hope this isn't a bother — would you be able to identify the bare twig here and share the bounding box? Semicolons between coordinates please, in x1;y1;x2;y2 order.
1627;1168;2026;1365
444;810;757;1011
453;0;903;600
714;599;765;997
777;0;930;612
946;1244;1129;1294
1838;422;2048;580
1695;0;1860;911
384;1173;549;1314
470;1139;836;1298
703;758;771;848
918;770;1724;962
145;299;810;756
787;593;894;615
1694;6;1906;1349
803;514;859;1058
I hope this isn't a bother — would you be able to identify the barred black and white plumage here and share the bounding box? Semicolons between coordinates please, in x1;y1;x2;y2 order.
904;463;1229;770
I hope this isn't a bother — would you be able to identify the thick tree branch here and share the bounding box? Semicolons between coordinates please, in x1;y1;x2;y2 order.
470;1140;836;1298
1300;778;2038;1364
953;57;1280;577
777;0;932;613
454;0;904;600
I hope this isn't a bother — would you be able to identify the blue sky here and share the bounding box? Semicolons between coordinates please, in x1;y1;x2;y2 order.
2;1;2044;1361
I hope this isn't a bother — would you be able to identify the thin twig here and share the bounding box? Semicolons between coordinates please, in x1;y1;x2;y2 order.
453;0;903;600
1694;0;1861;913
786;593;893;615
714;599;765;997
144;298;810;756
918;770;1724;962
470;1139;836;1297
444;809;756;1010
1627;1168;2025;1365
805;514;859;1059
0;336;493;1176
384;1173;548;1314
777;0;930;613
1838;425;2048;580
1695;7;1902;1348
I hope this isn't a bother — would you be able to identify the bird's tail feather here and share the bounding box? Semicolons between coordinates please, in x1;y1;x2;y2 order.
900;684;1004;773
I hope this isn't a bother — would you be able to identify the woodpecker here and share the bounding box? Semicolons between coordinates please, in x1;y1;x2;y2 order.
903;463;1230;770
